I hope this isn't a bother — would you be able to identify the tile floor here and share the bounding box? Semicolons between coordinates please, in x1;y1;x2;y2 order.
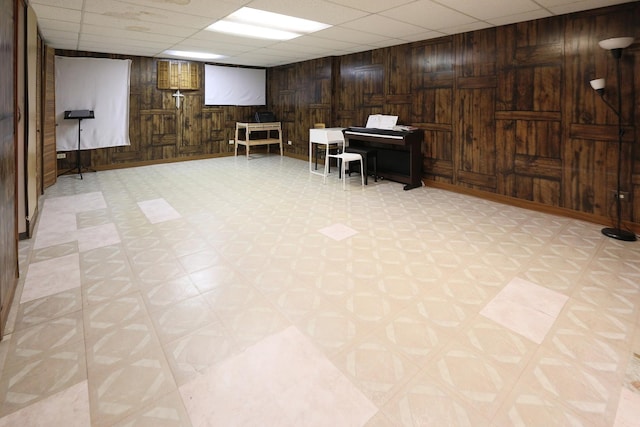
0;154;639;426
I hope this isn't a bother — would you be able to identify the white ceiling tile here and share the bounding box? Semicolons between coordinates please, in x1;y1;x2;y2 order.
341;14;432;38
313;26;393;45
30;0;84;9
433;0;543;21
381;0;478;30
188;30;276;48
111;0;242;19
82;12;197;37
37;19;81;32
545;0;630;15
438;21;494;35
245;0;370;25
288;34;372;52
33;0;628;67
39;28;79;41
83;0;215;29
81;25;184;44
31;5;81;23
486;9;553;26
399;30;447;43
318;0;416;13
81;33;168;50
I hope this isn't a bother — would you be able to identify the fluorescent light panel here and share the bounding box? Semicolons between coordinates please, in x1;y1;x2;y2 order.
163;50;225;60
206;7;331;41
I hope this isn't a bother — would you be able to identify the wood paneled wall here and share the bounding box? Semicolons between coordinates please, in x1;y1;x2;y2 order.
42;45;56;188
269;3;640;231
44;3;639;231
1;0;17;336
52;52;261;171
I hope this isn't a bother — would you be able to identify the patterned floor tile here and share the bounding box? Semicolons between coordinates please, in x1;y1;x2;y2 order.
3;156;637;426
112;391;192;427
87;346;177;426
12;288;82;332
83;293;148;337
426;340;521;420
140;276;200;311
3;311;84;372
162;322;239;386
0;381;90;427
517;347;622;424
0;340;87;417
331;333;421;406
380;369;491;427
149;295;219;344
85;315;162;374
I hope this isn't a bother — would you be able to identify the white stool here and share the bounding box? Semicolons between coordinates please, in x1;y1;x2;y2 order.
324;151;364;190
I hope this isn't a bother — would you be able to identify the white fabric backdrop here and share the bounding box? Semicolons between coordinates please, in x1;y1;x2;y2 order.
55;56;131;151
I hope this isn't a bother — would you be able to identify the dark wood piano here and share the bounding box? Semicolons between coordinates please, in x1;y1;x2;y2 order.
343;127;424;190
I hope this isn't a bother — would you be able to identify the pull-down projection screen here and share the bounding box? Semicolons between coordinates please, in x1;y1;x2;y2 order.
55;56;131;151
205;64;265;106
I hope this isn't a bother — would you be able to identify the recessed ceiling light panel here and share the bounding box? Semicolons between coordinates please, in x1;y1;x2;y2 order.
206;7;331;41
163;50;226;60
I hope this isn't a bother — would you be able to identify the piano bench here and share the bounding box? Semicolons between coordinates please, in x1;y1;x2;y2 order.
345;147;377;185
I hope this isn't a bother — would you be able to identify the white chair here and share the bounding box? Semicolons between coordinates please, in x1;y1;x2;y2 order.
324;149;364;190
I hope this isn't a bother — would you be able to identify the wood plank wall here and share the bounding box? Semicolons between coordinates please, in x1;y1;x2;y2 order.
268;3;639;231
45;3;639;231
52;52;261;171
42;45;56;188
0;0;17;336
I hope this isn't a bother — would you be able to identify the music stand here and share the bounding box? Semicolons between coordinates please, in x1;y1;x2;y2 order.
64;110;95;179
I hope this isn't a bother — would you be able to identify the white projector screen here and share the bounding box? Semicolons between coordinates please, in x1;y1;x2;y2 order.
205;64;266;106
55;56;131;151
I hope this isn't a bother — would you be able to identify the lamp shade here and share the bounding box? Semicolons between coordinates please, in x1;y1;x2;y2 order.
590;78;605;91
598;37;634;50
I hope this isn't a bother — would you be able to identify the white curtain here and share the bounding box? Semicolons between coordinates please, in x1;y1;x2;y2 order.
55;56;131;151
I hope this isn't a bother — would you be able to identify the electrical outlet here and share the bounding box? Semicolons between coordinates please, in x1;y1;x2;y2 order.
288;140;292;145
229;139;234;144
56;153;66;159
613;190;630;201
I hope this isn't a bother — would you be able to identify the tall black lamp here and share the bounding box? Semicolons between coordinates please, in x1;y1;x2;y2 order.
589;36;637;242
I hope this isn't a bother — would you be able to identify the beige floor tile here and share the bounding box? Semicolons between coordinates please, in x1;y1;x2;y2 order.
21;253;81;304
0;381;90;427
87;346;177;426
515;347;623;425
112;390;192;427
149;295;219;344
492;380;598;427
188;264;246;293
3;310;84;372
481;277;568;344
140;276;200;311
331;333;421;406
85;314;162;373
179;326;377;426
162;321;239;386
0;339;87;417
425;339;522;420
83;293;148;337
4;156;638;426
12;288;82;332
380;369;491;427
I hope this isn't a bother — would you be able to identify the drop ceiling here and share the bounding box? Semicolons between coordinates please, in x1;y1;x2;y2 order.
31;0;632;67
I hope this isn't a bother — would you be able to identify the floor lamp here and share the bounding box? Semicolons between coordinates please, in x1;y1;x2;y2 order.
589;36;637;242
